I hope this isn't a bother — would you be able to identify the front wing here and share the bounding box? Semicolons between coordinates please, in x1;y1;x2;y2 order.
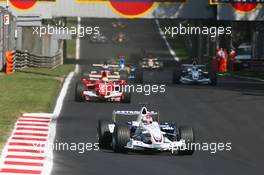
125;138;186;151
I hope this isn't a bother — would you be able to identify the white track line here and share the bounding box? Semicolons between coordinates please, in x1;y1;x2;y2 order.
42;72;75;175
42;18;81;175
155;19;179;61
75;17;81;73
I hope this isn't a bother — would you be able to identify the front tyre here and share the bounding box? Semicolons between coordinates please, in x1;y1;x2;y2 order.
112;125;130;153
172;69;182;84
97;120;112;149
75;81;86;102
209;71;217;86
121;92;131;103
178;126;195;155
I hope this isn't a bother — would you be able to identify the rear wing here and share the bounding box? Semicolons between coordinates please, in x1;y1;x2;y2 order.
92;64;119;68
182;64;206;69
142;58;158;61
88;73;120;81
112;110;159;123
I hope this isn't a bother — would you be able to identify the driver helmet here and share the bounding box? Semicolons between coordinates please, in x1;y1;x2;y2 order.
119;57;126;66
142;114;153;125
192;59;197;65
102;61;108;69
101;72;108;82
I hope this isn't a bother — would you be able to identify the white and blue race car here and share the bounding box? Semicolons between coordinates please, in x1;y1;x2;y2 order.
173;63;217;86
97;106;195;155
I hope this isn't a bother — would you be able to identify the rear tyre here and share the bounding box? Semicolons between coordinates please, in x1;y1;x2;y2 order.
112;125;130;153
97;120;112;149
135;68;143;84
209;70;217;86
75;81;86;102
172;69;182;84
81;71;91;79
122;92;131;104
119;70;129;81
178;126;195;155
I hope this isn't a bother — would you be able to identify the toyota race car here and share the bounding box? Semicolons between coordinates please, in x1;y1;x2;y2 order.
75;70;131;103
97;106;195;155
90;33;108;43
173;62;217;85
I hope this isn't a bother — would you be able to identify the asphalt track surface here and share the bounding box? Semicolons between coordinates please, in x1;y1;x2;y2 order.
51;19;264;175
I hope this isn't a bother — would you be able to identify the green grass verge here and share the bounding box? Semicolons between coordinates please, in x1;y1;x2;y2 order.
0;64;74;151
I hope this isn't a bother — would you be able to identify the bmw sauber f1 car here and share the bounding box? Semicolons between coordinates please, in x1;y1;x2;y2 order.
75;70;131;103
97;106;195;155
140;56;164;70
173;62;217;86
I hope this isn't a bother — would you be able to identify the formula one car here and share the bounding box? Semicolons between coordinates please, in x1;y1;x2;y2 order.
173;62;217;86
87;63;122;80
139;55;164;70
116;56;143;83
75;70;131;103
97;105;195;155
112;20;126;28
112;32;128;44
90;33;108;43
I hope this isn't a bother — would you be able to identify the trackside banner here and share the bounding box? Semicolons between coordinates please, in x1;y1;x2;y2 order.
0;0;214;19
210;0;264;21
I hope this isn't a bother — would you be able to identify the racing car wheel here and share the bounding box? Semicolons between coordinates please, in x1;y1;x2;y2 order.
112;125;130;153
209;71;217;86
97;120;112;149
178;126;195;155
75;81;86;102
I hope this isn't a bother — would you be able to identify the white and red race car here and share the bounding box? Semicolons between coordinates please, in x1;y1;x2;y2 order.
75;70;131;103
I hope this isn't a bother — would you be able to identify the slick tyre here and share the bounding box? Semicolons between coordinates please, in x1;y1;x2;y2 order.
119;70;129;81
178;126;195;155
135;68;143;84
122;92;131;104
97;120;112;149
112;125;130;153
172;69;181;84
209;70;217;86
75;81;86;102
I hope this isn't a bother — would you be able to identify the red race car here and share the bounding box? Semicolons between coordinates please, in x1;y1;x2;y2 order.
75;71;131;103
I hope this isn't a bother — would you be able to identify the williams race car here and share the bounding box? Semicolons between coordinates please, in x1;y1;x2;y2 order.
173;62;217;85
75;70;131;103
97;106;195;155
